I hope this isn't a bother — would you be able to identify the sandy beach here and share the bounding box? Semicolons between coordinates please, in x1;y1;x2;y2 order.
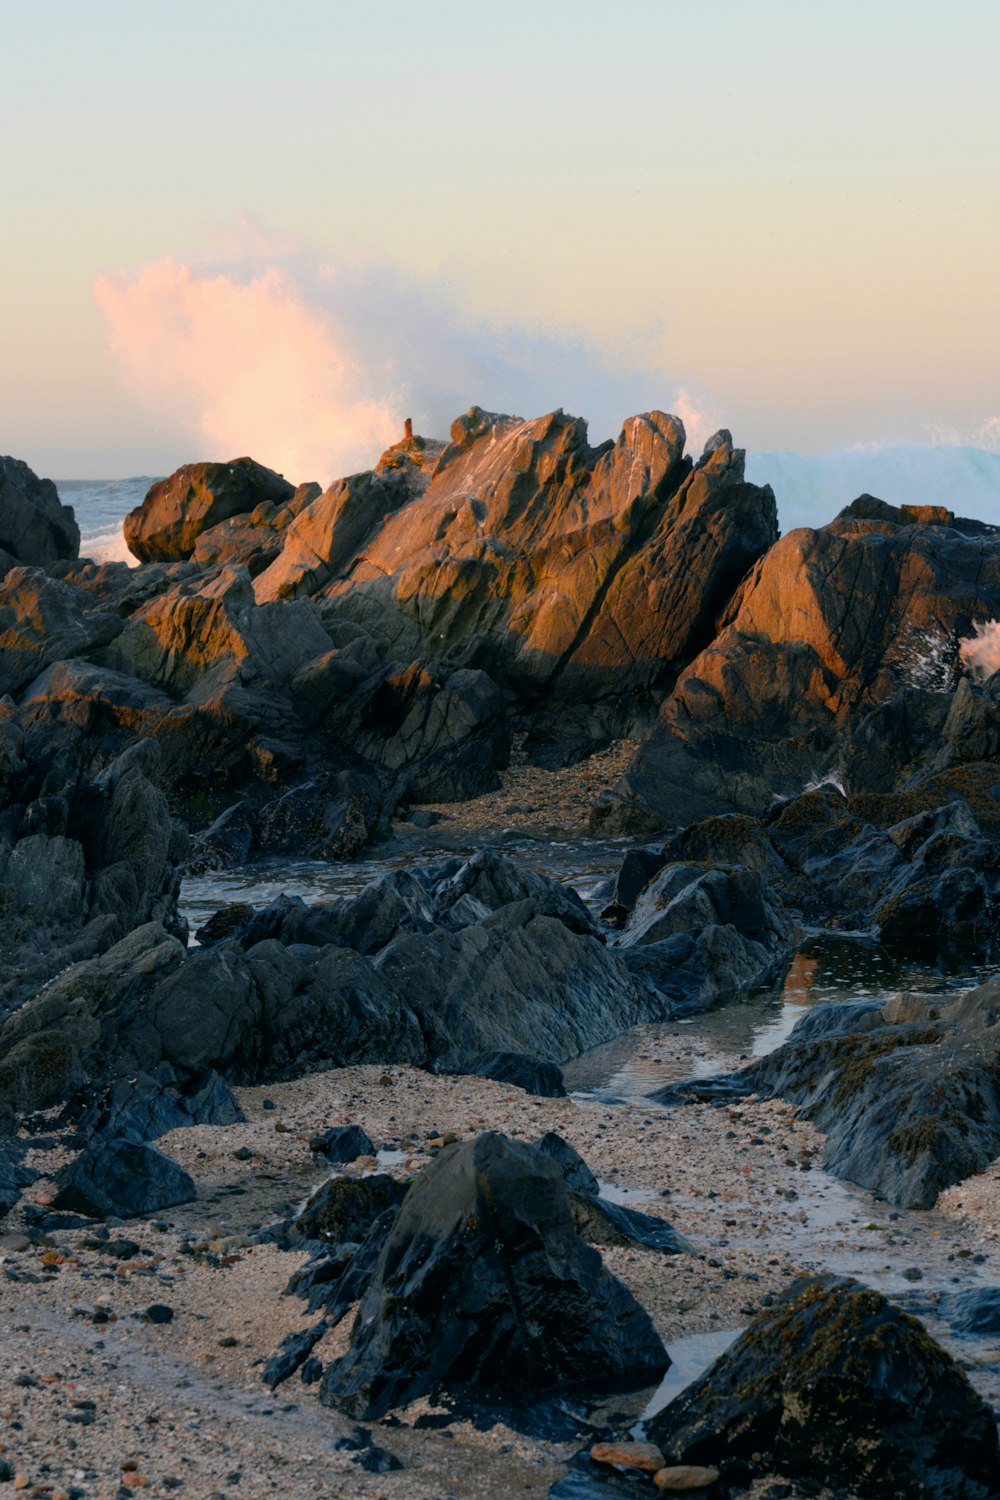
4;1004;999;1500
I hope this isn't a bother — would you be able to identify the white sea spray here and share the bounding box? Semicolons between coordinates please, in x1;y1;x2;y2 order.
960;620;1000;682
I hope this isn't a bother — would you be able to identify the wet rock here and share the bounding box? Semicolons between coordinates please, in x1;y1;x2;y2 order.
616;861;798;1015
0;455;79;565
568;1195;693;1255
653;1467;721;1492
124;458;294;563
665;976;1000;1209
320;1132;669;1418
535;1132;601;1197
52;1136;196;1219
262;1321;329;1389
143;1303;174;1324
284;1173;409;1247
286;1206;402;1319
648;1274;1000;1499
377;901;655;1069
463;1052;568;1097
250;771;375;862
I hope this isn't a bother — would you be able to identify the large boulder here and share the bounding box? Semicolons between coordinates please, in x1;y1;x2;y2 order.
319;1132;669;1417
375;900;654;1068
613;858;799;1014
124;458;295;563
52;1135;196;1219
596;505;1000;829
0;456;79;566
648;1274;1000;1499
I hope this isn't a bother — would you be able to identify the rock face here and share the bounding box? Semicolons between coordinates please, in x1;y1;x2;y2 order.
0;568;122;697
319;1133;669;1417
597;503;1000;830
0;414;778;874
124;458;295;563
0;456;79;567
648;1274;1000;1499
263;412;776;712
656;977;1000;1209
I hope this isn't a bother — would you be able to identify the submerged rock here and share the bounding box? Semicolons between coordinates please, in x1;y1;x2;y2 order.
320;1132;669;1417
647;1274;1000;1499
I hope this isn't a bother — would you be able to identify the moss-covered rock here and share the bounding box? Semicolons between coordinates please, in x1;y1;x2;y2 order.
648;1274;1000;1499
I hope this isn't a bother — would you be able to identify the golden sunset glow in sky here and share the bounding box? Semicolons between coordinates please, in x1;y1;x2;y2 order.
3;0;998;477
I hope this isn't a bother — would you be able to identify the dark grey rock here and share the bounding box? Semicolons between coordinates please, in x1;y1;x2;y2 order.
52;1136;196;1219
262;1321;329;1389
463;1052;567;1097
310;1125;376;1162
942;1287;1000;1337
0;456;79;564
319;1132;669;1418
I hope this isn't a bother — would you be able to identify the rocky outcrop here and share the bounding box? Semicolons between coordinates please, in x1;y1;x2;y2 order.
596;505;1000;830
255;433;442;605
0;568;122;698
319;1133;669;1417
0;456;79;567
605;791;1000;963
124;458;295;563
0;850;662;1119
259;411;776;711
0;739;187;1025
655;977;1000;1209
648;1274;1000;1499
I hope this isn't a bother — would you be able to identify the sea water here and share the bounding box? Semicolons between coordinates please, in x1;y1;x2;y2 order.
56;476;155;564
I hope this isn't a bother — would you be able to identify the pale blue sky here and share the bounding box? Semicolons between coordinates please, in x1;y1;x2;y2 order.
3;1;998;476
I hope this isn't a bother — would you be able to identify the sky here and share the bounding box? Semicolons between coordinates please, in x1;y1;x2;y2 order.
2;0;999;481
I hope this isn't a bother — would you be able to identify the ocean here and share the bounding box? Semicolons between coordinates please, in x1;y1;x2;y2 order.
56;476;158;565
57;445;1000;565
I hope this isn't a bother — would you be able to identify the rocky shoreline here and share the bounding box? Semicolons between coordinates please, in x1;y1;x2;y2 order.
4;410;1000;1498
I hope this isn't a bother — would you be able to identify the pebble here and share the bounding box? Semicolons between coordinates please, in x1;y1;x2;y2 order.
0;1233;31;1253
590;1441;665;1472
143;1303;174;1324
654;1465;722;1491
